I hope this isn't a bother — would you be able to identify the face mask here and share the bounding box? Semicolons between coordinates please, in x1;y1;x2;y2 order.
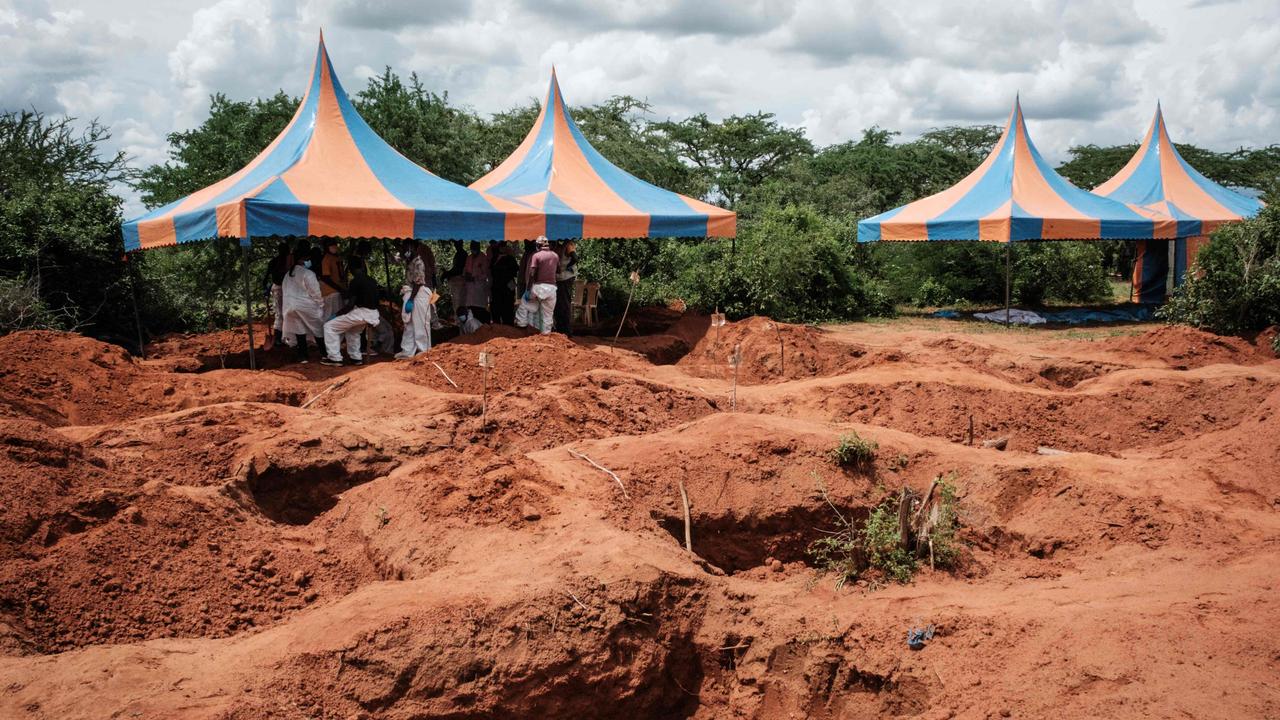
303;260;312;269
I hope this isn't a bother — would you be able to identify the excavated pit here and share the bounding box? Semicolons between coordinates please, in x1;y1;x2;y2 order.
248;461;391;525
657;503;870;575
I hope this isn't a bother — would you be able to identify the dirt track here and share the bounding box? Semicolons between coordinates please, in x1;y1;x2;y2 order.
0;317;1277;719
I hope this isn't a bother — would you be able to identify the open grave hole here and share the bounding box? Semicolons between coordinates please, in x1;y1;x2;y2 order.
247;460;391;525
657;502;870;575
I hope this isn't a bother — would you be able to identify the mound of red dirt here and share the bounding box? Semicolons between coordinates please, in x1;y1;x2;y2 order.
447;323;537;345
0;331;307;426
1100;325;1271;369
0;418;119;562
676;316;880;383
461;371;721;452
146;323;265;370
406;333;623;394
0;405;402;652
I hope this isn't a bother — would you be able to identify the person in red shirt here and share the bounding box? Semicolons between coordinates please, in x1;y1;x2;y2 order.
523;236;559;334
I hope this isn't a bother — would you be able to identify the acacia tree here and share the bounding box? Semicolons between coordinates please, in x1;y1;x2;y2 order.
0;110;131;334
356;68;488;184
654;112;813;208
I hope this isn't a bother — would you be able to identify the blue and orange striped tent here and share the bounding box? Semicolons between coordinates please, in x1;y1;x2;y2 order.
122;33;543;251
857;98;1179;243
1095;104;1264;303
470;70;736;240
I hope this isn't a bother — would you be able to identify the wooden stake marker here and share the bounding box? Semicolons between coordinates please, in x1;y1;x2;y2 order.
478;351;495;427
728;343;742;411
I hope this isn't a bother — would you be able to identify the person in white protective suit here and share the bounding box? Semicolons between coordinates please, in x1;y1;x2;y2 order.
320;257;382;366
395;239;433;359
280;243;324;363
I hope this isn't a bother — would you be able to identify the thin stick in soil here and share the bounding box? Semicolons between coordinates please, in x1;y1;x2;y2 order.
565;590;592;613
678;480;693;552
431;361;458;389
302;377;350;409
567;449;629;499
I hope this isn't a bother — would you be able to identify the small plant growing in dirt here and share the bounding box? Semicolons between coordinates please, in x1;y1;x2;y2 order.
830;432;878;468
808;473;965;588
860;499;918;584
925;474;961;568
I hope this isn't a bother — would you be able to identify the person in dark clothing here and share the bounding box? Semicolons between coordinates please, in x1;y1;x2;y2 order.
443;240;466;319
321;258;382;366
266;241;292;345
553;240;577;335
490;242;519;325
517;240;537;297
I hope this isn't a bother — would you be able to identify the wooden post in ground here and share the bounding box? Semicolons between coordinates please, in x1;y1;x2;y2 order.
678;480;693;552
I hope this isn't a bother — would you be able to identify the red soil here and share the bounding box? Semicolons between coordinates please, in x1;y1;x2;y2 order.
1090;323;1273;369
0;331;307;426
676;315;887;384
1;317;1278;719
404;332;625;395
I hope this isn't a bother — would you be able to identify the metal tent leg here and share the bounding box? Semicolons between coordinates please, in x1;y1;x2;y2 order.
241;241;257;370
1004;242;1011;324
127;253;146;359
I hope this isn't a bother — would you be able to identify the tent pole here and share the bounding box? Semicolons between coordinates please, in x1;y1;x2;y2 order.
382;239;393;289
1004;242;1011;324
127;253;146;359
241;240;257;371
1129;251;1136;303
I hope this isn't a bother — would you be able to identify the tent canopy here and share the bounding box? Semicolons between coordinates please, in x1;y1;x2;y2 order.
470;69;736;240
1096;104;1265;303
123;33;542;251
857;98;1179;243
1094;103;1264;235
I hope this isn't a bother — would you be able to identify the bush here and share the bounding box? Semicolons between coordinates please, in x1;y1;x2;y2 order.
876;241;1112;308
913;277;952;307
667;204;894;322
808;474;963;588
831;431;878;468
0;275;67;333
1161;205;1280;333
860;499;918;584
926;474;961;567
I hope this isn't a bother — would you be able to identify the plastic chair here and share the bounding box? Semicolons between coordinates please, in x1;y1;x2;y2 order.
571;280;587;321
583;282;600;326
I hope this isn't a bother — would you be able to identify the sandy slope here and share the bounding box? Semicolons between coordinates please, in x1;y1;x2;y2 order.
0;317;1277;719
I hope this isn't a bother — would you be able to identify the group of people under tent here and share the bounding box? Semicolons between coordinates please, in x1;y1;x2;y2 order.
266;235;578;366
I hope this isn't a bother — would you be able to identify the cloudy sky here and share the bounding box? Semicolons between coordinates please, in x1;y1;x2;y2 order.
3;0;1278;216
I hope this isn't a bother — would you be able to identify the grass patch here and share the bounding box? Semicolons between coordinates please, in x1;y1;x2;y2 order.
830;431;878;468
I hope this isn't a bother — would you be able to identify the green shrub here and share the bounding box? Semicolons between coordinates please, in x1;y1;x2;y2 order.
913;277;952;307
926;474;961;567
860;500;918;583
877;241;1112;308
0;275;66;333
831;431;878;467
808;474;963;588
1161;205;1280;333
580;204;894;323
